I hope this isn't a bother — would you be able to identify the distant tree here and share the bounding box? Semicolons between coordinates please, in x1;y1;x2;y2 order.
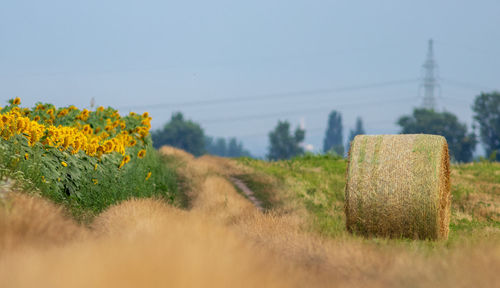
397;108;477;162
323;110;344;155
205;136;215;154
268;121;305;160
216;138;228;156
348;117;366;145
227;138;240;157
227;138;251;157
205;136;251;157
205;136;227;156
472;92;500;161
151;112;205;156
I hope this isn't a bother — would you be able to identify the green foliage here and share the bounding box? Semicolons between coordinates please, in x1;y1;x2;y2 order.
397;108;477;162
267;121;305;160
323;110;344;155
152;112;205;156
205;136;252;157
472;91;500;161
0;134;178;221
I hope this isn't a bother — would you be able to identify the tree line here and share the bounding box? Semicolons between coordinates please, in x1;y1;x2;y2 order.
151;112;251;157
151;91;500;162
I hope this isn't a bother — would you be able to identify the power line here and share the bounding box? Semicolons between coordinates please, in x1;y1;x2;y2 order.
440;78;496;92
231;119;399;139
434;40;498;57
441;96;474;103
118;78;419;110
197;96;417;125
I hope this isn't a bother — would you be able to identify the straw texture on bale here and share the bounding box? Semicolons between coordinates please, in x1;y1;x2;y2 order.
345;134;450;240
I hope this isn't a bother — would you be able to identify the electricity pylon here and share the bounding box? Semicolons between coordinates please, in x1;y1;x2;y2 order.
421;39;439;110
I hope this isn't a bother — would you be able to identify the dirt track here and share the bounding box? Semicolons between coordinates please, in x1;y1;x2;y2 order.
229;176;264;211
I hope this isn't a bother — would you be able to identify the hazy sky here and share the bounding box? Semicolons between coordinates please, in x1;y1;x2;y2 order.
1;0;498;156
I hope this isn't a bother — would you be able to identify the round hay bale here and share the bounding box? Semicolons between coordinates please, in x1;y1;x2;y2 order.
344;134;450;240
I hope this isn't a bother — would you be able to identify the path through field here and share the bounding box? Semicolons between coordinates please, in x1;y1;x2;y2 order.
0;146;499;288
229;176;264;211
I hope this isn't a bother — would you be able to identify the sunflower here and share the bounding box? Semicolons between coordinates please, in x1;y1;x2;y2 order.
103;140;114;153
13;97;21;105
57;109;68;117
118;155;131;169
137;149;146;159
123;155;131;164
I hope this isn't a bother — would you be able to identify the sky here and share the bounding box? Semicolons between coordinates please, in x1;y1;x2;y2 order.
1;0;499;157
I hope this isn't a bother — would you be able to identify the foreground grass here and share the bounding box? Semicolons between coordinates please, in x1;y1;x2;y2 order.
237;154;500;246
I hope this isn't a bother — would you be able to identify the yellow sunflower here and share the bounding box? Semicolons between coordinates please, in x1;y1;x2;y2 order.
137;149;146;159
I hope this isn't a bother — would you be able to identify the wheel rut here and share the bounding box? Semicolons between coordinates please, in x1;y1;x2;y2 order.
229;176;264;211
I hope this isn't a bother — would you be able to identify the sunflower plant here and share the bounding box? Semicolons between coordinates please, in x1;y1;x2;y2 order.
0;98;178;221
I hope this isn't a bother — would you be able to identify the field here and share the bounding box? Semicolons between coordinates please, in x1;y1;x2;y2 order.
237;154;500;243
0;101;499;287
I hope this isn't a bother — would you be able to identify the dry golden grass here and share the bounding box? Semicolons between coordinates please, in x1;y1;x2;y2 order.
0;146;499;287
0;192;86;252
345;134;450;239
0;196;306;288
158;145;195;161
1;191;499;288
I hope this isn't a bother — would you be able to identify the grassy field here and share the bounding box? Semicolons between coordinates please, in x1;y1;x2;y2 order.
237;154;349;236
237;154;500;245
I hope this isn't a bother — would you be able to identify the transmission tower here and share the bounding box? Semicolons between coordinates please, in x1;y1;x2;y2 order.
420;39;439;110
